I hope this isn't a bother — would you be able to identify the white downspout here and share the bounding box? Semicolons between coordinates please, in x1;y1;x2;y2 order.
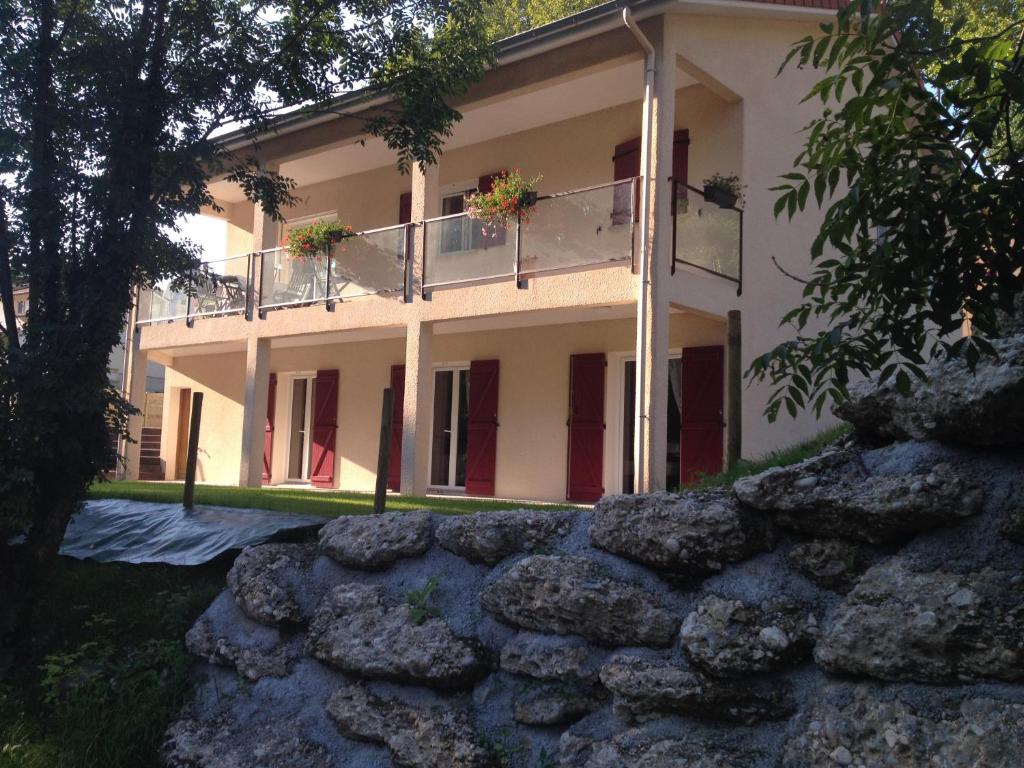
624;7;655;494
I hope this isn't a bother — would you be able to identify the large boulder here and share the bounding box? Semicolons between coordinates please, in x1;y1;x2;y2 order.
835;333;1024;447
225;543;316;626
599;655;795;725
589;492;771;580
782;688;1024;768
326;683;494;768
436;509;575;565
786;539;871;593
733;451;983;544
480;555;678;647
511;681;607;726
815;561;1024;683
318;511;433;570
679;595;818;677
560;729;757;768
306;583;489;689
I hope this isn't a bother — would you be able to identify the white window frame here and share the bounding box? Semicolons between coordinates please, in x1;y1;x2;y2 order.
427;362;471;491
285;372;317;483
604;349;683;496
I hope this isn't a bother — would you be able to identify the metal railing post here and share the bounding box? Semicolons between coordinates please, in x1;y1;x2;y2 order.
325;245;335;312
515;215;527;289
403;223;414;303
185;269;195;327
420;220;431;302
257;250;268;319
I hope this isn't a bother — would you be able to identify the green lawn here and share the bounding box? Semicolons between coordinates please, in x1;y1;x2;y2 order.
86;481;563;517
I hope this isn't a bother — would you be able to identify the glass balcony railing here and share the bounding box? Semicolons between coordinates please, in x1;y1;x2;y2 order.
188;254;252;319
422;178;636;292
145;278;191;324
260;224;409;311
672;182;742;286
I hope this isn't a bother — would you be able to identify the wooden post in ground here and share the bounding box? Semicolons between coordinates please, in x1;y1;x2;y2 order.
183;392;204;510
374;388;394;514
726;310;742;471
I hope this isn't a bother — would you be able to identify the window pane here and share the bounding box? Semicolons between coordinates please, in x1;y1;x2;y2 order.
454;370;470;487
431;371;454;486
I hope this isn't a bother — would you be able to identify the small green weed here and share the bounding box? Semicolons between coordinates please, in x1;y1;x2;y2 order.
404;576;441;625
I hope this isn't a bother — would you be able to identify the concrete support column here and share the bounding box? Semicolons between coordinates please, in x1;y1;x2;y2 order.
411;163;440;291
239;335;271;487
400;319;434;495
251;164;281;317
634;18;677;493
122;289;151;480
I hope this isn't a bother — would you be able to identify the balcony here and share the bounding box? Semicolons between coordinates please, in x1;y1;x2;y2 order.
422;178;636;294
672;182;742;292
141;253;252;325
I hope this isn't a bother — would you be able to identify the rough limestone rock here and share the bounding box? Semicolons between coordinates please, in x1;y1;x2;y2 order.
679;595;818;677
786;539;871;592
326;684;494;768
560;729;757;768
589;491;771;579
225;543;316;626
816;562;1024;683
499;634;596;681
318;511;432;570
436;509;575;565
480;555;678;647
836;334;1024;447
599;655;795;725
733;451;983;544
306;583;488;689
163;715;331;768
185;613;297;681
511;681;607;726
782;688;1024;768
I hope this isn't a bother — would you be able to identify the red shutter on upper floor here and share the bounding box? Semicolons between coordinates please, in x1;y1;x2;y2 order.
566;353;606;502
310;369;339;488
262;373;277;484
387;364;405;492
472;172;507;249
399;192;412;225
465;359;499;496
612;130;690;222
680;346;724;486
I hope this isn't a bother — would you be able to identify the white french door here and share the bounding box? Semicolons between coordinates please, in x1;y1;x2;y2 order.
286;374;315;481
429;366;470;489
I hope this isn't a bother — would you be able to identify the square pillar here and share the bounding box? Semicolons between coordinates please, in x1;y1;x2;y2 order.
400;319;434;495
411;163;440;292
635;18;677;493
239;335;271;487
122;289;152;480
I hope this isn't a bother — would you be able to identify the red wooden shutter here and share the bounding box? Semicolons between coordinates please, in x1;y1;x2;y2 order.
262;373;277;484
465;359;499;496
310;369;339;488
472;172;507;249
680;346;724;485
387;364;405;492
612;138;641;225
399;192;412;225
566;353;606;502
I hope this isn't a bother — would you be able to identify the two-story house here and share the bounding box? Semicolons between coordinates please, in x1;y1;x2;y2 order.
125;0;841;502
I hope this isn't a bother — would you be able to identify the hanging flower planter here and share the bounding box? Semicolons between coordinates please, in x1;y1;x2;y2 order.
466;169;543;230
283;220;354;261
702;173;744;209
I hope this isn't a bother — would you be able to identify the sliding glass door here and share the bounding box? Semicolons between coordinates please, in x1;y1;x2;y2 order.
430;367;469;489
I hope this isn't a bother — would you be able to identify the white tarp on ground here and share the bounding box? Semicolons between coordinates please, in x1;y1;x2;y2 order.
60;499;324;566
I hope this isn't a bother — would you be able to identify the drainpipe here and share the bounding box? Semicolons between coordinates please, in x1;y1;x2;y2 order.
623;7;655;494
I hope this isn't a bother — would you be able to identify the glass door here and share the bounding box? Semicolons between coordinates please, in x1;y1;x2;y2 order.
429;367;469;488
621;357;682;493
287;375;315;481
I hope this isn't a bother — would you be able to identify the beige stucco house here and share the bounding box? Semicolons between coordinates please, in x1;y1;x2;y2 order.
126;0;842;503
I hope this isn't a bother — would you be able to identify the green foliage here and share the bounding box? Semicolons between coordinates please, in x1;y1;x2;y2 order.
405;575;441;625
478;726;527;767
284;220;354;261
750;0;1024;421
482;0;604;40
0;558;223;767
466;169;542;227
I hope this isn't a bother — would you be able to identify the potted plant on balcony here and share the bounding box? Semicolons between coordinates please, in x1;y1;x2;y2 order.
466;169;542;231
702;173;744;209
284;219;354;261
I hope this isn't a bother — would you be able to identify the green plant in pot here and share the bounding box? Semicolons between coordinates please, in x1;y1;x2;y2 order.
284;219;354;261
702;173;744;209
466;169;542;231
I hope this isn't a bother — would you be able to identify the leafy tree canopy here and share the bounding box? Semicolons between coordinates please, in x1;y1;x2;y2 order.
749;0;1023;420
0;0;491;670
